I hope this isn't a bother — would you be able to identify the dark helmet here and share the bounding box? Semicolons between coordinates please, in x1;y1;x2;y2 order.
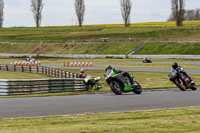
172;62;178;69
105;65;113;71
80;69;85;73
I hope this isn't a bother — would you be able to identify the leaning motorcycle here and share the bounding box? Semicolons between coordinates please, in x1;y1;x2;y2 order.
104;70;142;95
84;76;102;90
168;68;197;91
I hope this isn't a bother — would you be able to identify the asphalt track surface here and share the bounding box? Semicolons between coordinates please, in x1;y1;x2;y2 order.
0;89;200;119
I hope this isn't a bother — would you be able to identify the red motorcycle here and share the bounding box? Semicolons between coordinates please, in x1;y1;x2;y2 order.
169;68;197;91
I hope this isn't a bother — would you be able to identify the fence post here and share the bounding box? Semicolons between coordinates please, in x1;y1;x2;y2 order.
14;65;16;72
6;65;8;71
36;66;38;73
29;66;32;73
65;71;67;78
45;67;47;75
48;68;50;76
58;70;60;78
42;66;44;74
46;67;49;75
53;69;55;77
76;73;79;78
62;70;65;78
50;68;52;76
55;69;58;78
28;66;31;73
63;71;66;78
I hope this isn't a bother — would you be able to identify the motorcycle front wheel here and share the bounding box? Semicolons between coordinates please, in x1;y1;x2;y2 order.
109;81;123;95
190;83;197;91
132;81;142;94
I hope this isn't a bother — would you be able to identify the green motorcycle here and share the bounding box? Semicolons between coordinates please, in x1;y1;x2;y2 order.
104;69;142;95
84;76;102;91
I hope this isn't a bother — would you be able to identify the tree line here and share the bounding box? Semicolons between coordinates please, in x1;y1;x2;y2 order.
168;8;200;22
0;0;198;28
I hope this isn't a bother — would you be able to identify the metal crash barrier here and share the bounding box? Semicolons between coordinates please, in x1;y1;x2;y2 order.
0;64;86;96
0;78;86;96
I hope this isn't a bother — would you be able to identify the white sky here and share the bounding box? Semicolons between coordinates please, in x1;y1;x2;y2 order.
3;0;200;27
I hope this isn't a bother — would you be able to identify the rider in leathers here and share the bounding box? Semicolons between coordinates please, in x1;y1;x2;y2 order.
171;62;194;83
105;65;134;86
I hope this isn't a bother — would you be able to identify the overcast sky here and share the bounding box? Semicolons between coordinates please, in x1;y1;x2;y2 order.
3;0;200;27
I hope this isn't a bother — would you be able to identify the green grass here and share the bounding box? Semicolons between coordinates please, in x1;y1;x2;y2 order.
95;62;199;69
0;22;199;41
0;58;199;70
136;42;200;55
0;42;140;54
1;58;200;63
1;107;200;133
0;41;199;55
0;71;52;79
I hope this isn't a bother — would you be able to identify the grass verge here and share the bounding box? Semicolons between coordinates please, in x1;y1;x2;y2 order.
0;71;52;79
1;107;200;133
136;42;200;55
0;21;200;41
0;58;199;69
0;42;199;55
0;42;140;55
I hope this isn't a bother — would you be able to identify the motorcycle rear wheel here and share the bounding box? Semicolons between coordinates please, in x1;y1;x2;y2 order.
86;84;92;90
110;81;123;95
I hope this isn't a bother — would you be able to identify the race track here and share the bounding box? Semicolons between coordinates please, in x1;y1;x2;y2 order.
46;65;200;74
0;61;199;119
0;89;200;118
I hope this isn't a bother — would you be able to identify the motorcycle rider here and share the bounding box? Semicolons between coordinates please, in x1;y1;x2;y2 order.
28;56;33;61
27;56;35;63
171;62;194;83
105;65;134;86
79;69;86;79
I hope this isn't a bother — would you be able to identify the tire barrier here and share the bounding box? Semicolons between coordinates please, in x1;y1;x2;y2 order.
0;78;86;96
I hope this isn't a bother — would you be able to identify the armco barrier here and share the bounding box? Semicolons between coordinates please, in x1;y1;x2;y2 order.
0;78;86;96
0;64;87;96
0;64;80;78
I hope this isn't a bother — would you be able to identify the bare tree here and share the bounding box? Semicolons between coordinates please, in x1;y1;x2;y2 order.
195;9;200;20
171;0;185;26
75;0;85;27
185;10;195;21
168;8;200;21
120;0;132;27
31;0;43;27
0;0;4;28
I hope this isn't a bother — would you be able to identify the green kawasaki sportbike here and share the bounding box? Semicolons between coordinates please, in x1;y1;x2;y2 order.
104;67;142;95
